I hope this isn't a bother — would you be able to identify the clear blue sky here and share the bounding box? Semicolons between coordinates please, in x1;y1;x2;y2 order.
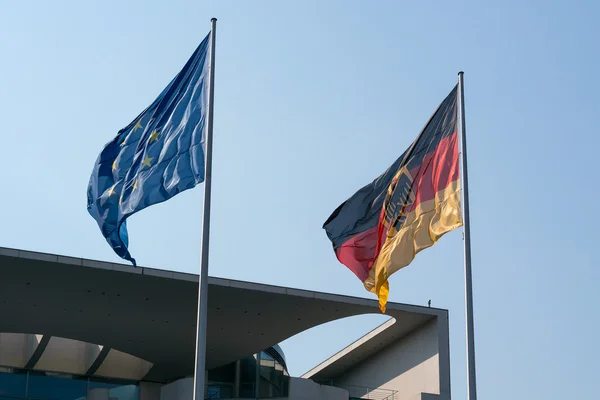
1;1;599;399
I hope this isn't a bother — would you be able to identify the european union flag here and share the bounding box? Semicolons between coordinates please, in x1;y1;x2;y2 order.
87;33;211;265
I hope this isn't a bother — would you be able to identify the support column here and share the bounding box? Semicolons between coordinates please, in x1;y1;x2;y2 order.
234;360;241;398
254;353;260;399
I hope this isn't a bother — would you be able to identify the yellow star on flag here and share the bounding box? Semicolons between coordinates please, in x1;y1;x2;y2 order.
112;160;117;172
142;156;153;168
107;184;117;196
133;179;138;190
133;120;143;132
149;130;160;142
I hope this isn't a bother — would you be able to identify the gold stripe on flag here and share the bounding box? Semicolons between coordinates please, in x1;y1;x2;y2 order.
363;180;463;312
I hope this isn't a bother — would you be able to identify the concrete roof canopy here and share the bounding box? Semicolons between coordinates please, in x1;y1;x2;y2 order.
0;247;447;383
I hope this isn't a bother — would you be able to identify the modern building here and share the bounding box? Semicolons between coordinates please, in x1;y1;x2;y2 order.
0;247;451;400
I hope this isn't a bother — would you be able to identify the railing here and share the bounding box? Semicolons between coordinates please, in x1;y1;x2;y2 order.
381;391;398;400
205;382;234;398
205;382;256;399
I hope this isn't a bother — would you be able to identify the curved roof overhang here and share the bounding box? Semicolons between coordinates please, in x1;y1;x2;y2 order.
0;332;153;380
0;247;447;383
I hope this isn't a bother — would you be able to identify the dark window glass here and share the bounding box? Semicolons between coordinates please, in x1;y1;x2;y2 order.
258;354;289;398
239;356;256;382
207;362;235;383
239;355;256;397
206;385;221;398
0;370;26;396
89;378;139;400
27;372;87;400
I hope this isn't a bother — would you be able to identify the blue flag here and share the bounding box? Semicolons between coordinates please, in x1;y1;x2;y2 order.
87;33;211;265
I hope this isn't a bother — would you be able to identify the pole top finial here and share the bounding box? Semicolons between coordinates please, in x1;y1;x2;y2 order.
458;71;464;76
211;17;217;22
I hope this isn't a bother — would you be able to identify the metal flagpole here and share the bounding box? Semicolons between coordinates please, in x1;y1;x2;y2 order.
457;71;478;400
193;17;217;400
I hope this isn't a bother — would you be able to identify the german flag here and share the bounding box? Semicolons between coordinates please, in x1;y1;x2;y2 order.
323;86;462;313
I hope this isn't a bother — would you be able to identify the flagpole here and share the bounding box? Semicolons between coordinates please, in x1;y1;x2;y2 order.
457;71;478;400
193;17;217;400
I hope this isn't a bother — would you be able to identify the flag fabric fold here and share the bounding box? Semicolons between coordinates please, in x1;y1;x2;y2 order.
323;86;462;312
87;33;211;265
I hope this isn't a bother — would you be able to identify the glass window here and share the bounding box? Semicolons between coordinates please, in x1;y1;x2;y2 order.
89;378;140;400
258;352;289;398
0;369;26;397
27;372;87;400
207;362;235;383
239;356;256;398
232;350;291;398
206;385;221;398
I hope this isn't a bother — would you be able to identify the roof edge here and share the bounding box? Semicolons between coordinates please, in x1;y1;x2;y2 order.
0;246;449;316
301;317;397;379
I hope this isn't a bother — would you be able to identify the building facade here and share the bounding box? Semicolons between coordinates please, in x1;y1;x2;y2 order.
0;247;450;400
0;343;290;399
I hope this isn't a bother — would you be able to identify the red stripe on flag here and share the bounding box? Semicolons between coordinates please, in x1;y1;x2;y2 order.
334;224;379;282
407;131;460;212
334;131;459;284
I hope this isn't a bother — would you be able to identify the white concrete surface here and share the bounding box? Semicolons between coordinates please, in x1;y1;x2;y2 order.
160;377;193;400
0;333;39;368
35;336;98;374
87;388;109;400
288;377;348;400
140;381;162;400
96;348;153;381
333;319;442;399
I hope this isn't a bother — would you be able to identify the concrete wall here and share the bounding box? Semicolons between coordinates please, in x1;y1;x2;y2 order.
0;333;153;382
159;378;192;400
36;336;98;375
0;333;39;368
288;377;348;400
96;349;154;381
140;381;162;400
332;318;450;400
